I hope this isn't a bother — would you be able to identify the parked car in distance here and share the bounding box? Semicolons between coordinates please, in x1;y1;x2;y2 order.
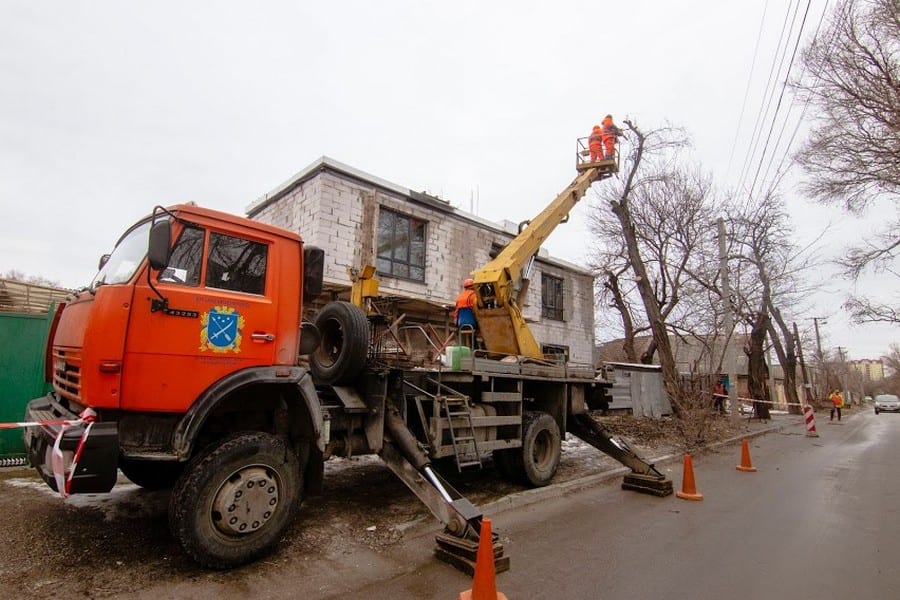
874;394;900;414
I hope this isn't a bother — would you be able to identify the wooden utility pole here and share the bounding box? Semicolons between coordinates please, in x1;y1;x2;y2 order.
718;218;738;424
812;317;827;399
836;346;849;405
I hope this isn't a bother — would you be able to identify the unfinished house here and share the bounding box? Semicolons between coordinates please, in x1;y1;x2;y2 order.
246;156;596;365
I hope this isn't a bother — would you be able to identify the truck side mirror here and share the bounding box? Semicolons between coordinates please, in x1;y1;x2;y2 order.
98;254;110;271
147;220;172;270
303;246;324;302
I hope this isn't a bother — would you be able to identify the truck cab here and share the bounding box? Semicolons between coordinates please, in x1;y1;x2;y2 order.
25;203;325;494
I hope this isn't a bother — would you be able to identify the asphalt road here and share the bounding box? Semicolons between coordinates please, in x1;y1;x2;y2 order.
347;409;900;600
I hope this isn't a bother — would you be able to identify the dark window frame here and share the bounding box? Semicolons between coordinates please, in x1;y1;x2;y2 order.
541;273;564;321
542;344;570;364
376;207;427;283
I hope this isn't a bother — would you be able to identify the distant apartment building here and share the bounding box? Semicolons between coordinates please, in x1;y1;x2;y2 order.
246;157;596;364
849;359;885;381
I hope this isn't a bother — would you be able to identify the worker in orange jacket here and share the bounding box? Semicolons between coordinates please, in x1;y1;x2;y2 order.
454;278;477;329
829;389;843;421
601;114;623;159
588;125;604;161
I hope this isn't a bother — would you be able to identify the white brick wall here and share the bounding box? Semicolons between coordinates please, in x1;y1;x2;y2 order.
251;166;595;363
529;263;595;365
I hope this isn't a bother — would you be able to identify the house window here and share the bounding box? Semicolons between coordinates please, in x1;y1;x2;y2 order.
541;273;564;320
376;207;426;282
542;344;569;364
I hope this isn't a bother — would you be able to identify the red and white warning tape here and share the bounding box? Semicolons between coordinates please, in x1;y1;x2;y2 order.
0;417;86;430
0;408;97;499
711;392;809;409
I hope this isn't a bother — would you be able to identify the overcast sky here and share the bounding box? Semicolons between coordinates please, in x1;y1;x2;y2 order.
1;1;895;360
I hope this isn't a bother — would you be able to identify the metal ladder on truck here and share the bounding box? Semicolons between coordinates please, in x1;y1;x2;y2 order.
402;377;485;472
429;378;484;472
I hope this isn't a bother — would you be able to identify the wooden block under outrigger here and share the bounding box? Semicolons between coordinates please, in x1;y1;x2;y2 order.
434;530;511;576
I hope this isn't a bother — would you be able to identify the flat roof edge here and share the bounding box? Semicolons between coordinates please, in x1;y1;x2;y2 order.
246;157;593;275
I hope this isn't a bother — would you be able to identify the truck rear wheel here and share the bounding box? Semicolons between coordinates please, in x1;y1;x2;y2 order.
496;411;561;487
169;432;302;569
309;301;369;385
119;458;184;490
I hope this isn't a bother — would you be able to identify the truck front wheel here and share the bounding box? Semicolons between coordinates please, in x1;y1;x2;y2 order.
169;432;302;569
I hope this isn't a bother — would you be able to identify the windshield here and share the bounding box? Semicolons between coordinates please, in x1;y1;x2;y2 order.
90;219;156;288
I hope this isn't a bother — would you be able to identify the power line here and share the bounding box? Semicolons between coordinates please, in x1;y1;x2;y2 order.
748;0;814;199
724;0;771;186
763;2;831;193
735;0;799;196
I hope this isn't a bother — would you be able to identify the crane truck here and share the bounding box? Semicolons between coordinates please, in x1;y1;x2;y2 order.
22;142;671;572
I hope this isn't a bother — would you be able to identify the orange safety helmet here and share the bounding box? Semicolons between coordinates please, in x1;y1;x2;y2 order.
592;124;601;131
463;278;474;288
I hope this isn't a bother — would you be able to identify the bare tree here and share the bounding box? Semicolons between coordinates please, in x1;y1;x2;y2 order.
1;269;60;287
726;192;816;416
588;120;720;426
880;344;900;395
844;296;900;323
792;0;900;321
595;262;641;361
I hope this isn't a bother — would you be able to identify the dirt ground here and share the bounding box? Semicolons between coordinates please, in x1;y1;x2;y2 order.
0;413;761;599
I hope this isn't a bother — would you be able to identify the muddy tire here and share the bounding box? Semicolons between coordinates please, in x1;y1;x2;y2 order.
309;301;369;385
169;432;302;569
119;458;184;490
499;411;561;487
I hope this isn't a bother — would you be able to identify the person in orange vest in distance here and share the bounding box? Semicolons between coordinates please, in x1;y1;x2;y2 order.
454;278;477;330
829;389;843;421
588;124;604;161
601;114;623;159
713;378;727;414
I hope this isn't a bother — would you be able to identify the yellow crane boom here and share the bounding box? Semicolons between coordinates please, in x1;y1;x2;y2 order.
472;159;616;358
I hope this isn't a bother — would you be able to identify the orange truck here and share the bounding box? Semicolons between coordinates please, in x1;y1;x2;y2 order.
24;200;670;571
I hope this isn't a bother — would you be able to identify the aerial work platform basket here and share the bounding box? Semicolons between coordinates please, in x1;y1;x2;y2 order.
575;136;620;175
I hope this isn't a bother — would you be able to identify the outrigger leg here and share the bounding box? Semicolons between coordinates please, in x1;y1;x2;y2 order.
379;405;510;575
568;413;674;497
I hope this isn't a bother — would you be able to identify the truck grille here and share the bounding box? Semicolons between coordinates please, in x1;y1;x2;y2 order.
52;348;82;403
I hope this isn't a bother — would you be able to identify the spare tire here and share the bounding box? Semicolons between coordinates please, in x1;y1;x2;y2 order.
309;301;369;385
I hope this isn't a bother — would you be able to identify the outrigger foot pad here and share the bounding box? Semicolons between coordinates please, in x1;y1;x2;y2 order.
622;473;674;497
435;530;511;575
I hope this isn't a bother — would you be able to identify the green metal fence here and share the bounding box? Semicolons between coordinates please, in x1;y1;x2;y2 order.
0;310;53;461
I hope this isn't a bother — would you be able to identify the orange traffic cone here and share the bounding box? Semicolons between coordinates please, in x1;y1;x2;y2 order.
675;454;703;501
736;438;757;472
459;518;508;600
